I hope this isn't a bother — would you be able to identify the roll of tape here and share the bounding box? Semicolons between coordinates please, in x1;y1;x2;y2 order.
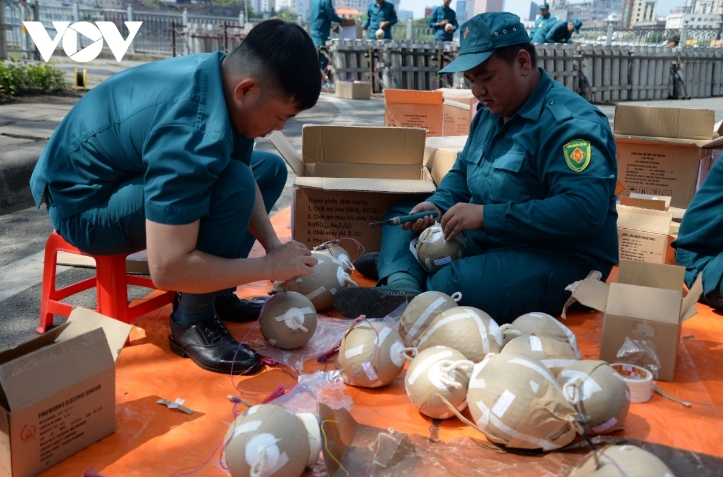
612;363;654;403
296;412;322;468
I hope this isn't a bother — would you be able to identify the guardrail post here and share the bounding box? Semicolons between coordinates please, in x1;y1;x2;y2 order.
681;21;688;48
72;2;79;22
606;22;613;46
127;5;135;53
407;18;412;40
0;0;7;60
182;8;189;55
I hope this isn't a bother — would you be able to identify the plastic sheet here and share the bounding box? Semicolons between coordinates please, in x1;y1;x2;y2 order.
272;371;353;416
615;337;662;379
247;316;351;373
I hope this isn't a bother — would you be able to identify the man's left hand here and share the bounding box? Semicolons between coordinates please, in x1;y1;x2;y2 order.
440;203;484;241
380;21;390;28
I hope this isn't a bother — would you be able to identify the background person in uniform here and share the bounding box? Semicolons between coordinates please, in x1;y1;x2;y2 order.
310;0;355;70
528;2;556;43
335;12;618;324
363;0;398;39
29;20;320;375
673;158;723;311
429;0;459;42
541;18;583;43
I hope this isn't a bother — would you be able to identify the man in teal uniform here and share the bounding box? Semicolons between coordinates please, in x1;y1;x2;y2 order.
528;3;556;43
541;18;582;43
673;158;723;310
335;12;618;324
30;20;320;374
429;0;458;42
310;0;354;69
363;0;398;39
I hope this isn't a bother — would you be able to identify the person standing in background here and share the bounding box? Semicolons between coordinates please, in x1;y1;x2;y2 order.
429;0;458;42
363;0;398;39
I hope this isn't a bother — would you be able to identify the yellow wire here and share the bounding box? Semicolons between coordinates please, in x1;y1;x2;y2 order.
321;420;350;477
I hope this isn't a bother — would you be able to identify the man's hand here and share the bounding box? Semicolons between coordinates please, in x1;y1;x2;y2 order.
264;241;317;281
402;201;443;234
440;19;449;25
440;203;484;241
380;21;390;29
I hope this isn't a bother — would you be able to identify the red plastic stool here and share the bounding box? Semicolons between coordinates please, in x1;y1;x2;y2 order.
37;231;175;334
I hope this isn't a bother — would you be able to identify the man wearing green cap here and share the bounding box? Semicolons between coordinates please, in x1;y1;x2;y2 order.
335;12;617;324
529;3;556;43
541;18;583;43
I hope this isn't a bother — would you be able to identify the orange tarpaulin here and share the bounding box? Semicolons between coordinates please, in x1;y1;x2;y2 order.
39;207;723;477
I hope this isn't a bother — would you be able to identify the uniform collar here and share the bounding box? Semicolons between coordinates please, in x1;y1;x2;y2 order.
514;67;553;122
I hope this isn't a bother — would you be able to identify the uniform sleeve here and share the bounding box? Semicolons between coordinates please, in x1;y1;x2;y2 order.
143;124;231;225
451;12;459;31
429;9;437;29
325;0;344;24
388;5;398;26
363;7;370;28
483;118;616;242
544;23;559;43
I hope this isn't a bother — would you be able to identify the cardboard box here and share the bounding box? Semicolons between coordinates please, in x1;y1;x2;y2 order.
567;260;703;382
435;89;478;137
335;81;372;100
616;204;674;265
270;127;435;251
384;90;444;137
423;136;468;186
0;308;132;477
613;105;723;208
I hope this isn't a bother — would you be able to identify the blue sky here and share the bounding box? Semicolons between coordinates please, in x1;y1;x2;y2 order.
398;0;681;21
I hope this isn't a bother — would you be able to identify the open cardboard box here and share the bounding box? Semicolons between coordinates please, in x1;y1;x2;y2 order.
0;308;132;477
423;135;468;186
384;89;444;137
567;260;703;382
436;88;479;137
614;105;723;208
617;194;678;265
270;126;435;251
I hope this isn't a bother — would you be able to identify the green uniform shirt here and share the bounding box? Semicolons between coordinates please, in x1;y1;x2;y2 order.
310;0;344;47
427;68;619;266
529;12;557;42
542;20;573;43
363;0;398;39
429;5;459;42
30;52;254;225
673;157;723;295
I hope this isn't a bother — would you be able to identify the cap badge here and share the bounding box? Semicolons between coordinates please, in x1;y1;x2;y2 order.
464;27;470;39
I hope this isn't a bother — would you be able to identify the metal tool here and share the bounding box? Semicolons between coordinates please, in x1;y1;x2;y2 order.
369;211;439;227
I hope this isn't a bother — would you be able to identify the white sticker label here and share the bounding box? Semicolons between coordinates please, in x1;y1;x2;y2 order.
591;416;618;434
232;420;263;438
305;286;326;300
345;344;364;359
362;361;378;381
469;379;486;389
433;256;452;266
530;380;540;393
491;389;516;418
529;335;543;352
374;326;392;346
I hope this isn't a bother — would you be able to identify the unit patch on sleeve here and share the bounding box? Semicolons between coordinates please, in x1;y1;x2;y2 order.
563;139;591;172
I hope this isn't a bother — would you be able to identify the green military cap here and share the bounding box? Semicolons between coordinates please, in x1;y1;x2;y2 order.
571;18;582;33
540;3;550;9
439;12;530;74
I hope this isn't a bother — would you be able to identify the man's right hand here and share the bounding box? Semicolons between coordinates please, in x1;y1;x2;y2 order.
265;241;317;281
440;19;449;25
402;201;443;234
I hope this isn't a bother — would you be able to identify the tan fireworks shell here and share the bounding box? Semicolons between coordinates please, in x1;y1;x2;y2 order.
569;445;676;476
466;352;579;451
415;223;466;273
501;334;579;376
336;320;406;388
224;404;311;477
503;312;582;358
417;306;503;362
556;360;630;435
399;291;461;347
270;252;357;311
405;346;473;419
259;291;318;350
312;241;355;273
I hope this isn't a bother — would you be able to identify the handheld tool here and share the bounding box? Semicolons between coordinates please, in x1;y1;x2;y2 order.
369;211;439;227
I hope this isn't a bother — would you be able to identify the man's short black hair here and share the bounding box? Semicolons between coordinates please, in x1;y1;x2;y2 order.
493;42;538;69
226;19;321;110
